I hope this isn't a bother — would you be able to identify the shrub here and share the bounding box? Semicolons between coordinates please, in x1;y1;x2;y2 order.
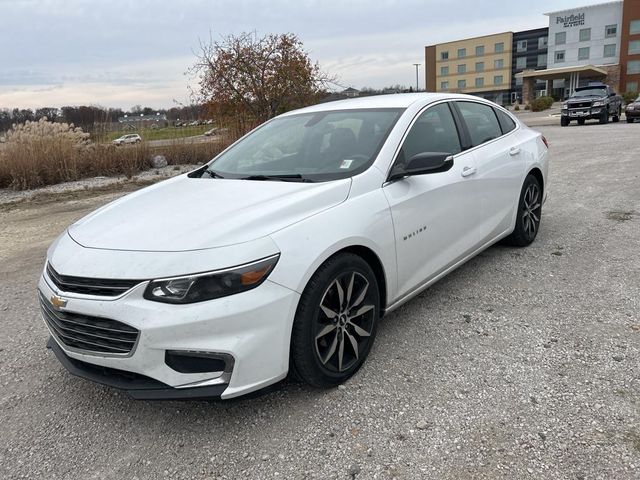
514;104;520;111
524;104;531;111
530;96;555;112
622;91;638;105
0;118;233;190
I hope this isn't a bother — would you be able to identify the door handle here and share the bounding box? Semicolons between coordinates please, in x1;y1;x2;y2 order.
509;147;521;156
461;166;477;177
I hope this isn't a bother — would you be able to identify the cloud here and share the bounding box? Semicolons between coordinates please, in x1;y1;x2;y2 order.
0;0;583;108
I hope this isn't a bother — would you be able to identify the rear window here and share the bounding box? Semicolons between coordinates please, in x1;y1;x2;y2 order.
494;108;516;134
456;101;503;147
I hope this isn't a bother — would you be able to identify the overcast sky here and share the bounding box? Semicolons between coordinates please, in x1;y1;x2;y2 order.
0;0;585;110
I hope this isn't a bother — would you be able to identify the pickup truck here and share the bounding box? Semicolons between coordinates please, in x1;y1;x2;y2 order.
561;84;623;126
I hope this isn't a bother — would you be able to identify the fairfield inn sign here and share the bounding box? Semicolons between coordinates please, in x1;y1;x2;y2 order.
556;12;586;28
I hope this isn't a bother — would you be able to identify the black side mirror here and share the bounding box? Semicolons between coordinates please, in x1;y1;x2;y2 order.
610;92;616;97
389;152;454;181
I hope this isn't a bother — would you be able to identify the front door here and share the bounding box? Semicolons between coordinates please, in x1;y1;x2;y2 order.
383;102;484;300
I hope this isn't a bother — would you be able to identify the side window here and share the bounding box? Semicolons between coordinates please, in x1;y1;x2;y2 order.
494;108;516;134
398;103;462;164
456;101;503;147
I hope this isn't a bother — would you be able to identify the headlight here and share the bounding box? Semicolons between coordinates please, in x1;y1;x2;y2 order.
562;104;568;110
592;101;605;107
143;254;279;304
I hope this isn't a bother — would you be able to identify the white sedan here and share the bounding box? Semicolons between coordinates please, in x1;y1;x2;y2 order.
39;93;549;400
112;133;142;145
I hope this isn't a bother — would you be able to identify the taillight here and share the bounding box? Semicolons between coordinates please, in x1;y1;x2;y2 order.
541;136;549;148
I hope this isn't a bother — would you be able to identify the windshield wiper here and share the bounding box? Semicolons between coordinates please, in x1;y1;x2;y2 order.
239;174;314;183
203;168;225;179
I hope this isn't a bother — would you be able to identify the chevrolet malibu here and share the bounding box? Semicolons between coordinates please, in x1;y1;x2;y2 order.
40;93;549;400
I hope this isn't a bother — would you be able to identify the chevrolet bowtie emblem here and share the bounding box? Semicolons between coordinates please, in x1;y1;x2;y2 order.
50;295;67;309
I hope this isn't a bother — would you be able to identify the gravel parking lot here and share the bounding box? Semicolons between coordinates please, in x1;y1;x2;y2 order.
0;122;638;480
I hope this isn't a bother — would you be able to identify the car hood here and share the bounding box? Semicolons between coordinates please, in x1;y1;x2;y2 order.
68;175;352;252
566;97;605;104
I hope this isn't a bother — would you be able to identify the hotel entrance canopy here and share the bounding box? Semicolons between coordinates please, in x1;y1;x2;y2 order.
515;65;609;100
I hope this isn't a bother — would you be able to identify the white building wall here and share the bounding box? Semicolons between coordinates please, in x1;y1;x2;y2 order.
546;1;623;68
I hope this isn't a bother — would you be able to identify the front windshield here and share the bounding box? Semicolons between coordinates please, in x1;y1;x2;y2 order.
207;108;403;182
571;88;607;98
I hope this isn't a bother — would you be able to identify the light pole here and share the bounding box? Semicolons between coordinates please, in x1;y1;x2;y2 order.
413;63;421;92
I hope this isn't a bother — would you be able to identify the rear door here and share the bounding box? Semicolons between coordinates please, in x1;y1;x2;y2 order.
453;101;525;238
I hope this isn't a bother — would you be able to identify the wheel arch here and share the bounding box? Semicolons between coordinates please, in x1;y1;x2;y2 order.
527;167;544;200
336;245;388;316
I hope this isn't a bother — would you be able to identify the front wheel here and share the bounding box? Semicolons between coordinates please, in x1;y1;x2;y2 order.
561;117;569;127
613;108;621;123
504;174;542;247
627;117;635;124
290;253;380;388
599;110;609;124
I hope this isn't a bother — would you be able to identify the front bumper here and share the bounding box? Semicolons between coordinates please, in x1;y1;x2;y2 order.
562;108;603;120
39;271;300;400
626;108;640;119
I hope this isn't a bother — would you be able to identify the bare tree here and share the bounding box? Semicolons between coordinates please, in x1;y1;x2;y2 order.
191;32;336;128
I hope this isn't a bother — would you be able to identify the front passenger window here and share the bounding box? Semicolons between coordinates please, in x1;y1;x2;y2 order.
398;103;461;165
457;101;503;147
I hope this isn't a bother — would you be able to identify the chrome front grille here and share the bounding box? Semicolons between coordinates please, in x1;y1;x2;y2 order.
39;292;139;355
46;263;142;297
569;102;592;109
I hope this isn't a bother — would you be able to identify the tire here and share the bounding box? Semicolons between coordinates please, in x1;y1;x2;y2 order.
289;253;380;388
613;108;620;123
577;119;586;126
560;117;569;127
599;110;609;124
504;174;542;247
627;117;635;124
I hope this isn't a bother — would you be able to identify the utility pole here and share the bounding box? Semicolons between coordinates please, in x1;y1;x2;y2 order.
413;63;421;92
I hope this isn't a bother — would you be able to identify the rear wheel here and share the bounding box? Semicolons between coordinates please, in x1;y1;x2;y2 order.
627;117;634;124
504;174;542;247
577;119;586;126
561;117;569;127
290;253;380;388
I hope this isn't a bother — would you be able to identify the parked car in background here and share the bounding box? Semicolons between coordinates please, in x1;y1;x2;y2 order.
40;93;549;400
112;134;142;146
203;128;218;136
561;84;622;126
625;95;640;123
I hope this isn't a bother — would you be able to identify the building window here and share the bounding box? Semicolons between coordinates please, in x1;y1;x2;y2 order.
441;66;449;76
495;42;504;53
441;81;449;90
605;24;617;38
579;28;591;42
604;44;617;58
628;61;640;75
517;40;527;53
475;45;484;56
578;47;590;60
516;57;527;69
516;77;523;86
441;51;449;60
555;32;566;45
627;82;638;93
475;61;484;72
631;20;640;35
475;77;484;88
629;40;640;55
458;64;466;74
538;37;548;49
494;75;504;85
494;59;504;69
458;79;467;89
555;51;565;63
458;48;466;58
537;54;547;67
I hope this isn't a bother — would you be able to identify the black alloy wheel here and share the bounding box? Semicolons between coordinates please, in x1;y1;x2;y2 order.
289;253;379;388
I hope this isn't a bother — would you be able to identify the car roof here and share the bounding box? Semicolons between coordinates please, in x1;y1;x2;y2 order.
279;92;481;116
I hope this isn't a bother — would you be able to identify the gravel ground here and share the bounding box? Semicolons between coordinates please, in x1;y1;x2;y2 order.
0;123;638;479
